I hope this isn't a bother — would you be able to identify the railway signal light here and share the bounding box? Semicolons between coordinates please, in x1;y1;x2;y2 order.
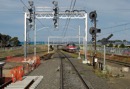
28;17;33;28
53;18;58;28
52;1;59;15
28;0;35;29
92;36;95;42
89;10;97;20
89;11;101;69
52;1;59;28
89;27;101;35
28;0;33;7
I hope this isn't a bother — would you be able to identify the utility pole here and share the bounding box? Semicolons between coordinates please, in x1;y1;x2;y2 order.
34;24;36;57
24;13;27;60
78;25;81;59
100;34;113;72
103;45;106;72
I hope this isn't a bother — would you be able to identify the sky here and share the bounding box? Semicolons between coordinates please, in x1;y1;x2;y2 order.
0;0;130;42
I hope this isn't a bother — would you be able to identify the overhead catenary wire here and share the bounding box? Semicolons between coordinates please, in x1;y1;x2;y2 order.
98;27;130;37
20;0;57;38
62;0;77;38
0;0;28;14
97;22;130;37
35;17;54;36
20;0;51;31
20;0;29;9
101;22;130;30
63;0;77;35
62;0;74;37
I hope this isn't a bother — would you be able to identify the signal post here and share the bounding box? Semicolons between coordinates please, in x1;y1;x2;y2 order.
89;11;101;68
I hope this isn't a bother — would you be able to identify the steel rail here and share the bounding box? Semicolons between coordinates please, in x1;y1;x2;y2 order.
59;51;90;89
60;54;64;89
57;51;64;89
89;55;130;67
105;58;130;67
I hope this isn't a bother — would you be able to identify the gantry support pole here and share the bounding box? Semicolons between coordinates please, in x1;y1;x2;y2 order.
24;12;27;61
48;37;50;53
83;13;88;64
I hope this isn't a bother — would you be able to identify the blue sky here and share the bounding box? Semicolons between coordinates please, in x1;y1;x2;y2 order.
0;0;130;42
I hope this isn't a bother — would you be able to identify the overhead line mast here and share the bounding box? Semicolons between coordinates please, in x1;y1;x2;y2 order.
24;0;35;60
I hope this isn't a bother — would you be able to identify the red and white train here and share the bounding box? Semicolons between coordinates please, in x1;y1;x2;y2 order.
63;43;77;52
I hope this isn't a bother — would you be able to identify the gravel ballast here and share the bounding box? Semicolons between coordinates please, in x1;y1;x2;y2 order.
28;52;130;89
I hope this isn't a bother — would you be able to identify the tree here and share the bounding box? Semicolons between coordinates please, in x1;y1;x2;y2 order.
10;37;20;46
0;34;11;47
119;43;125;48
108;43;113;47
123;39;127;42
115;44;118;48
0;33;20;47
115;40;122;42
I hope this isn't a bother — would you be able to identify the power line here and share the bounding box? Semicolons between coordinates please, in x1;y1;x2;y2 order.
62;0;74;37
72;0;76;10
62;0;77;37
20;0;28;9
101;22;130;30
36;19;45;27
98;27;130;37
20;0;53;35
36;19;53;35
21;1;48;28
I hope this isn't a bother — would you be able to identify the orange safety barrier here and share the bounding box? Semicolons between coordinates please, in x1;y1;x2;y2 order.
35;56;41;67
17;66;24;81
26;63;30;72
6;56;12;59
21;66;24;76
10;66;25;82
37;59;41;66
10;68;17;83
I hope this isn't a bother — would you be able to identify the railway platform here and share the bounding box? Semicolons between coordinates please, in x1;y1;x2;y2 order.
5;76;43;89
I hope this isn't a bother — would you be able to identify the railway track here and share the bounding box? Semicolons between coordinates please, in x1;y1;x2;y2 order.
57;51;90;89
88;55;130;67
95;57;130;67
103;58;130;67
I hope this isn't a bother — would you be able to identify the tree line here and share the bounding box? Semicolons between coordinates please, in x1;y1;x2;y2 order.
0;33;20;48
97;39;128;48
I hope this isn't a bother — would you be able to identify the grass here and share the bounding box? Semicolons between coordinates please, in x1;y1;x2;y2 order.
94;69;111;79
87;50;130;63
0;45;48;58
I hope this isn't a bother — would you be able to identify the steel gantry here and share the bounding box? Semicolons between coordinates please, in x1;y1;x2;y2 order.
24;7;88;63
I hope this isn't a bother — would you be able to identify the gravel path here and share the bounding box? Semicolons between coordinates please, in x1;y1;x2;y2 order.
70;58;130;89
70;58;111;89
29;57;60;89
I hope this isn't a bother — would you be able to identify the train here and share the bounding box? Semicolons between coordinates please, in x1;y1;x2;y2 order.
62;43;77;53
